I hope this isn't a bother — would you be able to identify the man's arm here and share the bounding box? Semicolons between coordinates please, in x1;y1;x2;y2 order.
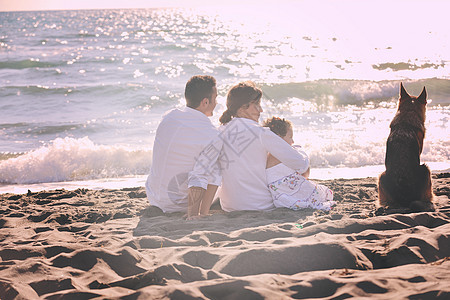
188;135;223;192
199;184;218;216
187;186;205;220
186;130;223;220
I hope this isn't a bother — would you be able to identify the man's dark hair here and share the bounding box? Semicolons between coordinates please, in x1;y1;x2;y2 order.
185;75;216;109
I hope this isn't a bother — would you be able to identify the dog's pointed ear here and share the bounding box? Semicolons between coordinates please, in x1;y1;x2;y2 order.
417;86;427;104
400;82;410;99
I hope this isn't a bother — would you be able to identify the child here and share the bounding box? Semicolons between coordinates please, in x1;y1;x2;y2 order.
263;117;335;211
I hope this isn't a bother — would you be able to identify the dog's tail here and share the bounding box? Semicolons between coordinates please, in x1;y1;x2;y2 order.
394;174;414;205
409;200;434;212
409;164;434;212
397;176;408;188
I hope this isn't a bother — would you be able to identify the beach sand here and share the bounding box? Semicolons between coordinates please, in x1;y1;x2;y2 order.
1;174;449;299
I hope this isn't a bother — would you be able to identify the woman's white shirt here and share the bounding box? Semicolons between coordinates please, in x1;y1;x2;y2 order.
218;118;309;212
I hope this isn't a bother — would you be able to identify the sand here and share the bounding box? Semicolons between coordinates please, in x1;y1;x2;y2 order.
0;174;449;299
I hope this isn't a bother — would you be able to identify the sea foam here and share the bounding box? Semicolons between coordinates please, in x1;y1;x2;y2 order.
0;137;151;184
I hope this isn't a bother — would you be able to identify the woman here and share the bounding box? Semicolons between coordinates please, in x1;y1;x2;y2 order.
218;81;310;211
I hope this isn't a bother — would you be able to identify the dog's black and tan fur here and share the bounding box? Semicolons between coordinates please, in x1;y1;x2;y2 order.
378;83;434;212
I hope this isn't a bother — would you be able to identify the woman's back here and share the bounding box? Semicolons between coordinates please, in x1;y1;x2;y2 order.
218;118;273;211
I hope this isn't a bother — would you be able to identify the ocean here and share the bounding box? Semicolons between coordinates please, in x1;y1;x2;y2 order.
1;1;449;193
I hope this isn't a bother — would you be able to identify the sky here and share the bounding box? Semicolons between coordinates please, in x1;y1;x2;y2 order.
0;0;284;11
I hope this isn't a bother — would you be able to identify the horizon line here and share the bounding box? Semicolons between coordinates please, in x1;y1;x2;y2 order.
0;7;179;13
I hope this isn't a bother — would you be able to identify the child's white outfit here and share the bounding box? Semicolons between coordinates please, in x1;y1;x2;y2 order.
266;159;335;211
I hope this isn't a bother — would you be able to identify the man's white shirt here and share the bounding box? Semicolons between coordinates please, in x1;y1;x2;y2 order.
145;107;221;213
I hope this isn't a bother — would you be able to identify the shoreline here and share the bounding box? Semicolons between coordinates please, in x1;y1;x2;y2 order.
1;162;449;195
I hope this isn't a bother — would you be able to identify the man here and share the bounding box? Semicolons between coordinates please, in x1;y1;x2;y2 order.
145;75;221;219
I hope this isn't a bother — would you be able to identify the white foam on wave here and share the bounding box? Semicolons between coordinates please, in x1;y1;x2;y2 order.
1;131;447;186
0;111;448;189
0;137;151;184
270;103;450;169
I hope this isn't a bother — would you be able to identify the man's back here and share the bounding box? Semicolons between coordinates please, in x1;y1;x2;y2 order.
146;107;219;213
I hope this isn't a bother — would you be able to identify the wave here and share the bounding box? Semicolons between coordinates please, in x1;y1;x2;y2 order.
26;124;87;136
0;85;72;96
373;62;446;71
0;84;136;97
1;132;448;184
0;122;29;129
0;83;177;108
0;152;24;161
306;140;447;169
1;133;448;185
260;78;450;107
0;59;60;70
3;79;448;107
0;137;151;184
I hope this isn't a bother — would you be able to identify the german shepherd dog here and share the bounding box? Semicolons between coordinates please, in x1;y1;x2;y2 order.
378;83;434;212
